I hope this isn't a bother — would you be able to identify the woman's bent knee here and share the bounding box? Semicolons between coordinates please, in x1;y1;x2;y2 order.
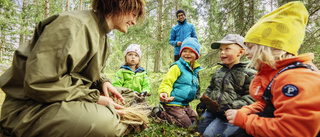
20;101;126;136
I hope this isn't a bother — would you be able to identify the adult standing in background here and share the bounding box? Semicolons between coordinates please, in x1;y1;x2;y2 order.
0;0;145;136
169;9;198;61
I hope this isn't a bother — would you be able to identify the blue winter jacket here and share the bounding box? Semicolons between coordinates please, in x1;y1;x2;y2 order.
167;58;202;106
169;18;198;55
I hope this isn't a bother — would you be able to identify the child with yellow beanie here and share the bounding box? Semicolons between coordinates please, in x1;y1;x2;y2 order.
225;1;320;137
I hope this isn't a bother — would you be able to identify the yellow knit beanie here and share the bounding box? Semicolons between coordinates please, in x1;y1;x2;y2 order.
244;1;308;56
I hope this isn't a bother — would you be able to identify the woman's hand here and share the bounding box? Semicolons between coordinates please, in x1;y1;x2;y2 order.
102;82;125;105
225;109;238;124
98;82;126;115
97;96;125;115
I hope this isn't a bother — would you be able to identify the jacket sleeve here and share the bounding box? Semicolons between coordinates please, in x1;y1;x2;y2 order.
238;101;265;115
230;70;256;109
141;73;151;93
158;65;181;97
112;69;124;88
24;15;101;103
169;28;177;46
191;24;198;40
234;70;320;137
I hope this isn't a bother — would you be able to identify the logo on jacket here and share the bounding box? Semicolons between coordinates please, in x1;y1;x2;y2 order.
282;84;299;97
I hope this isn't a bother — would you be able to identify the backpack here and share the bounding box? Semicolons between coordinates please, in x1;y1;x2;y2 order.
230;62;319;137
257;62;317;117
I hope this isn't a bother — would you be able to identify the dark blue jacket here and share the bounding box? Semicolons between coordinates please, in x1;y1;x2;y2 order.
169;19;197;55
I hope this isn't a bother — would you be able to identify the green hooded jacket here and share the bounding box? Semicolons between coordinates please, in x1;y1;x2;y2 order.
204;62;257;111
112;65;151;93
0;10;124;136
0;10;110;103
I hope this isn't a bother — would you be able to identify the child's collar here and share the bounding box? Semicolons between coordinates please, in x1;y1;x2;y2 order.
121;65;145;73
185;60;201;69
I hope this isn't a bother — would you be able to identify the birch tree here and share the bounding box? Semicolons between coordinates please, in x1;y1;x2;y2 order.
45;0;49;17
66;0;70;11
79;0;83;10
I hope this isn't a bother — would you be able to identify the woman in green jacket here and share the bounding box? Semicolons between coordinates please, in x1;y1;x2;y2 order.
0;0;145;136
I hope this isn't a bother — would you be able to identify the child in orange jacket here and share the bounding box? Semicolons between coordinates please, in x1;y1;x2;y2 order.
225;1;320;137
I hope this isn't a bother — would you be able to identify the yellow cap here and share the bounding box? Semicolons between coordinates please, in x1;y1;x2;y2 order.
244;1;308;56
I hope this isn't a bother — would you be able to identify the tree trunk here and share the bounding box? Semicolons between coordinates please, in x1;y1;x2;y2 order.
66;0;70;11
19;0;28;46
271;0;273;11
249;0;255;27
154;0;163;72
0;48;2;62
0;34;6;62
236;0;244;35
175;0;178;11
79;0;83;10
146;44;149;72
45;0;49;17
0;33;2;62
278;0;293;7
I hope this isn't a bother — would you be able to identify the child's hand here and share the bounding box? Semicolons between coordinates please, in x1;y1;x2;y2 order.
159;93;175;103
159;93;168;102
225;109;238;124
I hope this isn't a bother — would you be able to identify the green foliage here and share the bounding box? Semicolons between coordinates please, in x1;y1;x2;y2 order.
2;0;320;67
0;0;18;63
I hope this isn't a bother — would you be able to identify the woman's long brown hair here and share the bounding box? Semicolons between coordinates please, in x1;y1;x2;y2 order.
92;0;145;24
